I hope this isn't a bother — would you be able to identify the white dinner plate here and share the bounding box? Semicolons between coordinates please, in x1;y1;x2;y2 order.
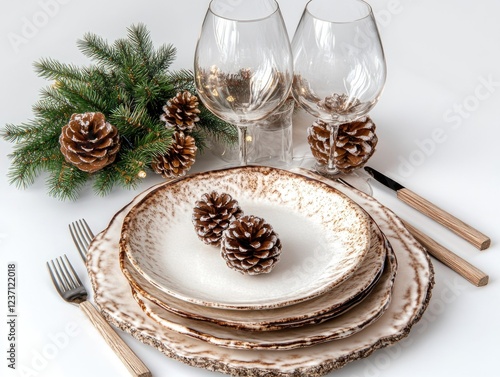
131;248;396;350
120;219;387;331
120;167;371;310
87;167;434;376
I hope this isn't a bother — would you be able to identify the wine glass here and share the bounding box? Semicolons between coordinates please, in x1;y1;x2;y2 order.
194;0;293;166
291;0;386;178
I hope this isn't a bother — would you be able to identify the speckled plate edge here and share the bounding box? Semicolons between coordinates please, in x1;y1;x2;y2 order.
120;166;372;310
119;219;387;331
129;247;395;350
87;167;434;377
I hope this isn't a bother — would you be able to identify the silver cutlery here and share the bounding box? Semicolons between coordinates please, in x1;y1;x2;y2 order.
46;254;151;377
69;219;94;262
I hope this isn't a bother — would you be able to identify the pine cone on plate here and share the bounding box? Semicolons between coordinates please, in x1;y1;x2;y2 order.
307;116;378;173
192;191;243;246
221;215;282;275
151;131;197;178
160;91;201;132
59;112;120;173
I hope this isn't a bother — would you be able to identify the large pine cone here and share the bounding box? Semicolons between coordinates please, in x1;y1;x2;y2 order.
152;131;197;178
221;215;282;275
59;112;120;173
160;91;201;132
307;117;378;173
192;191;243;246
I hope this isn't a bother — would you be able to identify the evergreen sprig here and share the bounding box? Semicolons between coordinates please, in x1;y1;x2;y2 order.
1;23;237;200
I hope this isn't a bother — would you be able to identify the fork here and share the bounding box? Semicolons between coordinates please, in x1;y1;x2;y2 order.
69;219;94;262
47;254;152;377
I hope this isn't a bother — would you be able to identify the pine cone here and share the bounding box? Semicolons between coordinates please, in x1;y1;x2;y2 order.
151;131;197;178
318;93;361;117
336;117;378;173
160;91;201;132
307;117;378;173
192;192;243;246
59;112;120;173
221;215;282;275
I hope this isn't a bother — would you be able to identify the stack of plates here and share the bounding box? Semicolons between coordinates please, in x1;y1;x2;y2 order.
87;166;434;376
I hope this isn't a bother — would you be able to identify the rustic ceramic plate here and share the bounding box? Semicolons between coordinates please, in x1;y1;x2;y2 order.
120;220;387;331
120;167;371;310
130;248;395;350
87;167;434;376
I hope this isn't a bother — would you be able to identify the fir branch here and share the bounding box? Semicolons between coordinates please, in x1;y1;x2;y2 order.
1;123;38;143
2;23;236;200
109;104;161;137
34;58;89;83
130;128;174;161
197;106;238;145
152;43;177;73
92;167;118;196
168;69;196;90
7;145;62;188
46;160;89;200
32;101;75;124
39;86;73;108
133;78;166;110
127;23;159;78
56;79;110;113
77;33;121;70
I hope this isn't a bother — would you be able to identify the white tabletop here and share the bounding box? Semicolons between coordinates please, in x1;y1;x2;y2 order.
1;1;499;376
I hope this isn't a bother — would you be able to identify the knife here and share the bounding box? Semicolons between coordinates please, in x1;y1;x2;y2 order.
364;166;491;250
293;168;489;286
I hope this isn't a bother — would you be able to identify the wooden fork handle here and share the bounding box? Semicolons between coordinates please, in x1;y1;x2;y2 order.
80;301;152;377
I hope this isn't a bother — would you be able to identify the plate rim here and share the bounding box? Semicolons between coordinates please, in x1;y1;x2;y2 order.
129;248;396;350
119;220;388;331
120;166;373;310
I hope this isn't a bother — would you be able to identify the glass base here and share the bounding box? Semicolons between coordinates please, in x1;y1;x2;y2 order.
330;169;373;197
296;157;373;196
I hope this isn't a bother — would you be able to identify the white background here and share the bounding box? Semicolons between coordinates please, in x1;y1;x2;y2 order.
1;0;499;376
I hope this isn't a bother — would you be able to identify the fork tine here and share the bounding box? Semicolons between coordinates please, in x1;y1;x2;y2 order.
46;260;64;295
55;256;75;290
49;257;71;292
69;219;94;262
62;254;84;287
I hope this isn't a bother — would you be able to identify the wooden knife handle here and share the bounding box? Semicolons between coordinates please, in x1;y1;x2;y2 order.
397;188;490;250
403;221;489;287
80;301;152;377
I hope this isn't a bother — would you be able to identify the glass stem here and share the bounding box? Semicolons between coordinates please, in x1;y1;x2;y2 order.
327;122;339;171
237;126;248;166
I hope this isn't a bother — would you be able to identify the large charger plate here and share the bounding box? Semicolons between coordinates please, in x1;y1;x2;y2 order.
130;248;396;350
120;219;387;331
120;167;371;310
87;167;434;376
